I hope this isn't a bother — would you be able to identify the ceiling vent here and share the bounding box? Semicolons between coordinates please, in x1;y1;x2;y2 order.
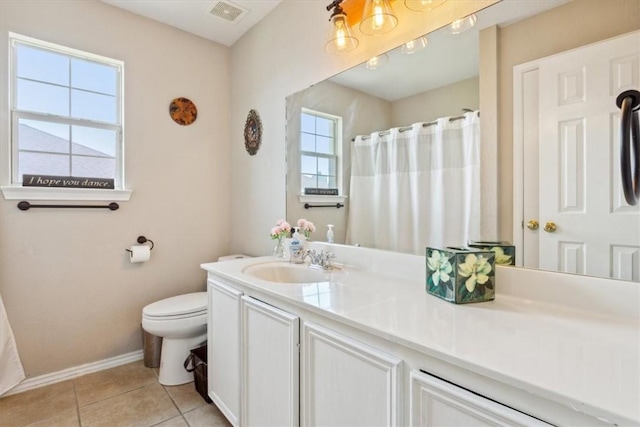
208;1;249;23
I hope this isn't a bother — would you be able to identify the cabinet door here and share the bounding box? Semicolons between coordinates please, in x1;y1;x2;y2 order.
301;322;403;427
241;296;300;427
410;370;551;426
207;280;243;426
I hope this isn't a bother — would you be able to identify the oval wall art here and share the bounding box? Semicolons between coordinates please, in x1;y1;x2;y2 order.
244;109;262;155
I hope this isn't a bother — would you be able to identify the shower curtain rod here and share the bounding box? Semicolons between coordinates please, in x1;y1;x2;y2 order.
354;111;479;141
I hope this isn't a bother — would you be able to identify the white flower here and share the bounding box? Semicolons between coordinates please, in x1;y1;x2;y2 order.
491;247;512;265
458;254;492;292
427;250;453;287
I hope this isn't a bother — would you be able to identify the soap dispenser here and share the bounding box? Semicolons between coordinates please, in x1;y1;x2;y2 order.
326;224;334;243
289;227;304;264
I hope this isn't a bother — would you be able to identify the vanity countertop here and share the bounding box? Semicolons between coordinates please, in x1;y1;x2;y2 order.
202;248;639;426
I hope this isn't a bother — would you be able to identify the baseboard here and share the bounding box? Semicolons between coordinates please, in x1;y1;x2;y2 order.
4;349;144;397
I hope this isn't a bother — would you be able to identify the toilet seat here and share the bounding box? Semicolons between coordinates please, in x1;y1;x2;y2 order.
143;292;207;319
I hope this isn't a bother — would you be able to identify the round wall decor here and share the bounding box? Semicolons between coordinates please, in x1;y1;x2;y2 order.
244;109;262;155
169;97;197;126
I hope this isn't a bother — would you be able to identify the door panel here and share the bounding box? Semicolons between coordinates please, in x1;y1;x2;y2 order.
526;31;640;281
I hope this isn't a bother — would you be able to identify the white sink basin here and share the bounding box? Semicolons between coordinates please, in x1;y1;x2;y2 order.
242;262;345;284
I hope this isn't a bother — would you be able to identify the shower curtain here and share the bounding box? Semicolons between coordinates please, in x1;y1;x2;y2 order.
346;111;481;254
0;293;25;396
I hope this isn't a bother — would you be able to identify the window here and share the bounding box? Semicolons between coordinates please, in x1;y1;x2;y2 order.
300;108;342;195
5;33;128;200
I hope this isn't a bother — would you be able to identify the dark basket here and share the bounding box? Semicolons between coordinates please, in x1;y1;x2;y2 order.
183;344;213;404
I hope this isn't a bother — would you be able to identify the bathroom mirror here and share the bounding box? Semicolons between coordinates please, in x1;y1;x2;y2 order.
285;0;640;282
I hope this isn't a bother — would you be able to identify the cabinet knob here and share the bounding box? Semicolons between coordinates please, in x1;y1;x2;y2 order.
527;220;539;230
543;222;557;233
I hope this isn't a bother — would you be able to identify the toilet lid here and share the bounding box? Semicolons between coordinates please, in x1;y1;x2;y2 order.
143;292;207;318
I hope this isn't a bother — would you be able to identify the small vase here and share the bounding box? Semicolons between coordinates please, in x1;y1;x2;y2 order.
273;237;286;258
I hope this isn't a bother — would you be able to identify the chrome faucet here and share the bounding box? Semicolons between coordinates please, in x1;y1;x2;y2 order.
304;249;336;270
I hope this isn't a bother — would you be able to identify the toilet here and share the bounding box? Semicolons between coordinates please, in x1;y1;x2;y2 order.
142;292;208;386
141;255;250;386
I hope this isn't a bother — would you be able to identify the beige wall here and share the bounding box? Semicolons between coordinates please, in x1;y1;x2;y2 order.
391;76;479;125
0;1;231;376
497;0;640;239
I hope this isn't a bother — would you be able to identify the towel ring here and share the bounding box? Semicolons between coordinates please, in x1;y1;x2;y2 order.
616;89;640;206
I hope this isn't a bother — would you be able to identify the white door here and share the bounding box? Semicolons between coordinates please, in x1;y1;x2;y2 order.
409;370;551;426
301;322;402;427
241;296;299;427
521;31;640;281
207;280;243;426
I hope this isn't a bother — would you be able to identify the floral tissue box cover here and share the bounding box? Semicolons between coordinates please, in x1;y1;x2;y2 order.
426;247;495;304
467;241;516;266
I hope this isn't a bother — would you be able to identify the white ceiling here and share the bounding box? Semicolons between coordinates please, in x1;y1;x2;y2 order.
99;0;282;46
98;0;569;100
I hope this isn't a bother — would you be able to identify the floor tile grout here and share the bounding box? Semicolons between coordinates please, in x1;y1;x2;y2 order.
76;378;157;408
72;380;82;427
1;362;227;427
160;382;188;425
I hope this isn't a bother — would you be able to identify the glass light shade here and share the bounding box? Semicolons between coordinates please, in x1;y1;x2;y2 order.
401;36;428;54
325;13;359;54
404;0;447;12
449;14;477;34
359;0;398;36
365;54;388;70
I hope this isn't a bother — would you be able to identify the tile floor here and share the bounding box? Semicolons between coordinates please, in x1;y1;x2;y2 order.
0;360;232;427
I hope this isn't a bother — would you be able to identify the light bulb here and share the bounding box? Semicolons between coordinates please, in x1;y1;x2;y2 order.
326;12;358;54
365;54;388;70
401;36;428;54
373;3;384;29
360;0;398;36
450;14;477;34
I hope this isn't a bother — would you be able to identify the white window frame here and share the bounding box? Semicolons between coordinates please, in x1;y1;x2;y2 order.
2;32;131;201
298;108;347;204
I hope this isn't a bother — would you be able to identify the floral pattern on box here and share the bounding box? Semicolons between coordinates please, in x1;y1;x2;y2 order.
467;241;516;265
426;247;495;304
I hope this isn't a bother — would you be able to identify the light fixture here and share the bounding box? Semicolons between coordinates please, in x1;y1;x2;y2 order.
325;0;359;54
365;54;388;70
359;0;398;36
401;36;428;54
404;0;447;12
449;13;477;34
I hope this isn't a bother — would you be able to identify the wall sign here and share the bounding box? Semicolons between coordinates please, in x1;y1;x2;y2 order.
244;109;262;155
22;174;115;189
305;188;339;196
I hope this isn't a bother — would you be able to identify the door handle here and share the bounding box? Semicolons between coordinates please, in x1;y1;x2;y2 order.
543;222;557;233
526;220;539;230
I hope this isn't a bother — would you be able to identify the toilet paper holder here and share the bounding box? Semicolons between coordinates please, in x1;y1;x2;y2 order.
126;235;155;253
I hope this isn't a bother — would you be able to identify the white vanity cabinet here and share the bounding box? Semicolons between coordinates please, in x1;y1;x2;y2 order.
301;322;403;427
207;278;300;427
240;296;299;426
204;255;637;427
207;280;242;426
410;371;551;426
